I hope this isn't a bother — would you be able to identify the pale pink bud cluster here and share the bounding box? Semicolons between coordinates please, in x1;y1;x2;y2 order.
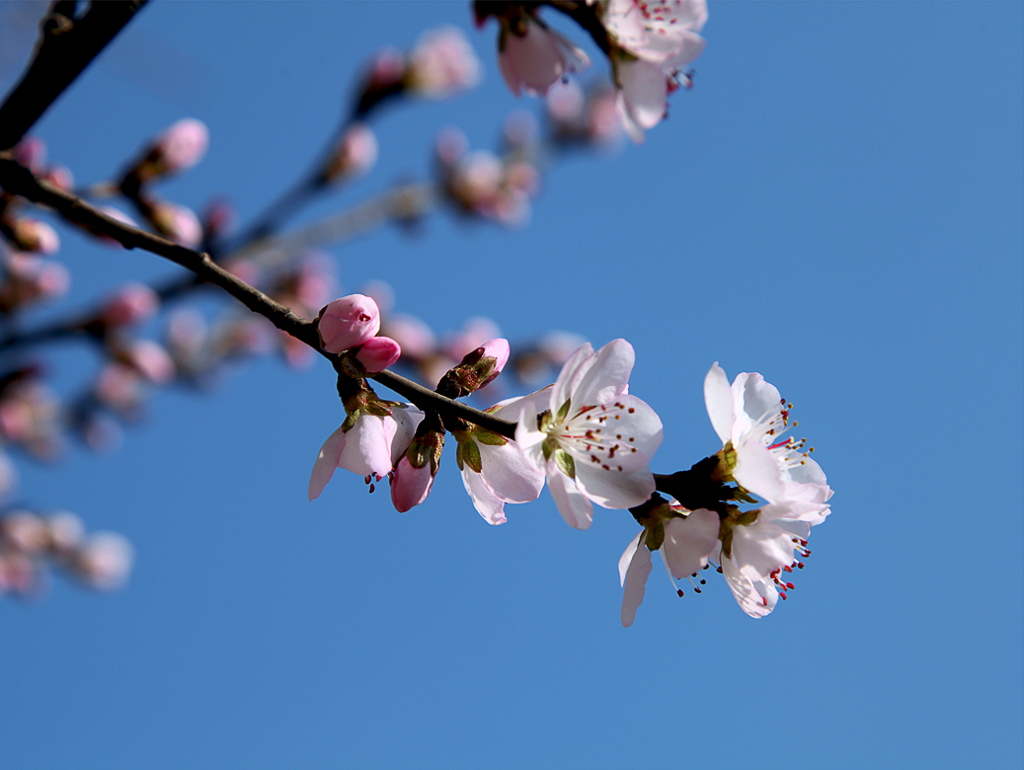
5;217;60;255
405;26;482;97
0;510;134;595
0;380;61;460
150;201;203;248
547;81;624;147
0;252;70;313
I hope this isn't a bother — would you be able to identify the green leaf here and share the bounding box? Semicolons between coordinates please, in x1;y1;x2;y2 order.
461;439;482;474
475;428;508;446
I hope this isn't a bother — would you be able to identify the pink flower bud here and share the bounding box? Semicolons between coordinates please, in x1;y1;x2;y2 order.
406;26;482;97
154;118;209;173
42;164;74;193
382;313;436;360
1;511;46;554
477;338;510;387
317;294;380;354
390;456;435;513
151;202;203;248
12;137;45;173
10;217;60;254
48;512;85;553
355;336;401;373
123;339;176;384
101;282;159;327
324;123;378;182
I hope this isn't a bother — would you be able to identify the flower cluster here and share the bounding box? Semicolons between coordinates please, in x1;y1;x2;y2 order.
475;0;709;142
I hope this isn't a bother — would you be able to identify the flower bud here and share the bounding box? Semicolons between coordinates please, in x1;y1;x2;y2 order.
153;118;209;174
8;217;60;254
390;426;444;512
101;282;159;327
437;337;510;397
355;336;401;373
406;26;482;98
317;294;380;354
73;532;134;590
323;123;378;183
150;201;203;248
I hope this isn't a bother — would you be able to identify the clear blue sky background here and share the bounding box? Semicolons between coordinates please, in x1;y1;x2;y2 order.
1;2;1021;768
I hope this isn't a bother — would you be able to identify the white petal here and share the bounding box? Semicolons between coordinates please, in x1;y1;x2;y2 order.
662;509;719;579
337;414;396;478
574;454;655;510
478;441;545;503
618;531;643;587
703;363;734;445
461;466;508;525
389;405;425;466
616;395;664;458
546;463;594;529
734;437;786;504
616;59;668;131
731;372;783;445
731;518;798;581
570;338;634;407
551;342;594;414
620;538;652;627
722;555;777;618
308;425;347;501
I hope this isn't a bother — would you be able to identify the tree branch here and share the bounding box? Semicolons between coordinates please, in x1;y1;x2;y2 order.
0;1;148;151
0;153;518;439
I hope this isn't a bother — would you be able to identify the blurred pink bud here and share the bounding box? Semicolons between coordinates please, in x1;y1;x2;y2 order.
75;532;134;590
390;456;435;512
48;512;85;553
154;118;209;173
505;160;540;196
12;137;45;173
406;26;482;97
95;363;144;411
355;336;402;373
382;313;436;360
435;127;469;169
101;282;159;327
360;279;395;314
223;258;262;287
0;552;37;595
1;511;46;554
547;80;586;127
42;164;74;193
498;17;589;97
317;294;381;354
9;217;59;254
0;253;70;311
202;198;236;239
123;339;176;384
366;47;406;89
504;111;539;149
587;87;624;145
292;253;336;314
0;451;16;500
324;123;378;182
151;201;203;248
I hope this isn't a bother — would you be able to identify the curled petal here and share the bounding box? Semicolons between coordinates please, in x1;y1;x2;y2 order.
546;462;593;529
662;509;719;579
620;535;652;628
309;425;348;501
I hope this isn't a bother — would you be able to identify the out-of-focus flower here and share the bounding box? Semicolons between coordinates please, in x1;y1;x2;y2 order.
72;532;134;590
516;339;663;529
323;123;378;183
12;136;45;174
405;26;482;98
129;118;209;183
317;294;381;354
118;339;176;384
4;217;60;255
0;253;70;313
41;164;74;193
100;282;159;327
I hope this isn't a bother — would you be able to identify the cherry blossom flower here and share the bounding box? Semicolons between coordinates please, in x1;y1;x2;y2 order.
516;339;663;529
309;404;423;500
323;123;378;183
101;282;159;327
618;506;719;626
406;26;482;98
495;12;590;97
355;336;402;374
455;391;547;525
704;363;832;509
390;424;444;513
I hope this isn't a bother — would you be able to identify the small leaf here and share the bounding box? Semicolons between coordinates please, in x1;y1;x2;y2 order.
475;428;508;446
462;439;482;474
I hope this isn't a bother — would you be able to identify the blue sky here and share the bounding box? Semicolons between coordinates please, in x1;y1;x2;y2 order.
0;2;1021;768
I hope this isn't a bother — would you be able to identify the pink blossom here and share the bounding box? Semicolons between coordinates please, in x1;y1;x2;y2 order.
317;294;381;354
73;532;135;590
498;15;590;97
390;456;435;513
151;202;203;248
122;340;176;384
9;217;59;254
101;282;159;327
355;336;402;373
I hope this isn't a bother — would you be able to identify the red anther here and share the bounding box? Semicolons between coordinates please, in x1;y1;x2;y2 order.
783;565;793;573
762;597;768;606
779;592;787;600
694;587;701;594
677;589;684;597
797;562;805;569
369;483;375;493
786;582;795;590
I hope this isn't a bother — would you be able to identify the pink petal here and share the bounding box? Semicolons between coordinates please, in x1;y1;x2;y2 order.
703;363;735;445
571;338;634;407
662;509;719;579
620;537;652;627
461;466;507;525
546;464;593;529
308;425;348;501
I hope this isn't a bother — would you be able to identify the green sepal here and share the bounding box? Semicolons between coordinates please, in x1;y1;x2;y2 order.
555;399;572;424
461;438;482;474
721;526;734;560
644;522;665;552
553;447;575;479
736;509;760;527
475;428;507;446
341;408;360;433
455;441;465;471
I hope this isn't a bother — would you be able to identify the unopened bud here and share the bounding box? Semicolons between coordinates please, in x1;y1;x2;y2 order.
8;217;60;254
354;336;401;373
74;532;134;590
406;26;482;98
317;294;380;354
150;201;202;248
101;282;159;327
438;337;510;397
323;123;378;183
153;118;209;174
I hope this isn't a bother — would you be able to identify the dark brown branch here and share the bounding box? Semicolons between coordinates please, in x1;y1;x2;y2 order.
0;154;518;440
0;1;149;152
